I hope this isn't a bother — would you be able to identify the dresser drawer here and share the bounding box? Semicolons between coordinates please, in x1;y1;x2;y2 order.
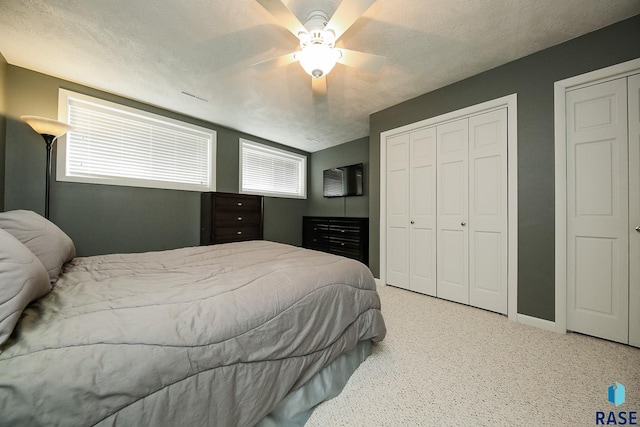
329;237;361;252
328;225;361;240
305;235;330;251
214;195;262;212
213;226;262;243
214;211;262;227
329;245;362;261
306;218;330;230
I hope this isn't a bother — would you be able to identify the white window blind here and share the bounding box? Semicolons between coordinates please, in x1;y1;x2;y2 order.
57;89;216;192
240;139;306;199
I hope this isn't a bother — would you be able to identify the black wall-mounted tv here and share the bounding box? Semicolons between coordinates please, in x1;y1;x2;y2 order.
323;163;364;197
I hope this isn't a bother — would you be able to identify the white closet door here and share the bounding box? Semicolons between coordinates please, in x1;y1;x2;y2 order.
386;133;410;289
566;78;629;344
468;109;508;314
410;127;437;295
437;118;469;304
629;73;640;348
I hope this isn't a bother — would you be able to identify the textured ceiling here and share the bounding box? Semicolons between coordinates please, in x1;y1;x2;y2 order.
1;1;639;152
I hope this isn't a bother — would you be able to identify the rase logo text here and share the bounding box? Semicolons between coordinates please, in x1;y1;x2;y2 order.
596;383;638;425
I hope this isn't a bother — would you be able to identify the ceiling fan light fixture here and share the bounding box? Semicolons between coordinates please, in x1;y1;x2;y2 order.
296;43;341;78
253;0;386;94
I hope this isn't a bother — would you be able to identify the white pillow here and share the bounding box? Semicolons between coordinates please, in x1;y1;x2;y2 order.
0;228;51;347
0;210;76;283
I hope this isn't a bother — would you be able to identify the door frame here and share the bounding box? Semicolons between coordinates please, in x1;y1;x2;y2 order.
554;58;640;334
380;93;518;321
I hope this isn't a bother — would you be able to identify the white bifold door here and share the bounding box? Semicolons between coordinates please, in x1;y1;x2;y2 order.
566;74;640;346
386;127;437;295
386;108;508;315
437;111;508;314
435;119;469;304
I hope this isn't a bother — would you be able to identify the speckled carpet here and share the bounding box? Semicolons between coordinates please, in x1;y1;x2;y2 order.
305;285;640;426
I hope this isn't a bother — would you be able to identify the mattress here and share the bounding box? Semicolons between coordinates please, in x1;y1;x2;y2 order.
0;240;386;426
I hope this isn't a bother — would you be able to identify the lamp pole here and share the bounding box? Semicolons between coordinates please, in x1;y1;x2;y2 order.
42;134;56;219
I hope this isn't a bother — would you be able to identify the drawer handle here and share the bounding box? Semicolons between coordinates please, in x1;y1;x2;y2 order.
237;217;243;221
237;231;242;235
341;242;345;246
237;202;243;206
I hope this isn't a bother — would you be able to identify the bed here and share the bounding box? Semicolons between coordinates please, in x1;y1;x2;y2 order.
0;210;386;426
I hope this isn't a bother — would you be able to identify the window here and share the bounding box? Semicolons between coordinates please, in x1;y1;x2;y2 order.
239;139;306;199
57;89;216;192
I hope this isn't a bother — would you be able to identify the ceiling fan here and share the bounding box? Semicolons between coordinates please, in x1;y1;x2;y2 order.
253;0;386;96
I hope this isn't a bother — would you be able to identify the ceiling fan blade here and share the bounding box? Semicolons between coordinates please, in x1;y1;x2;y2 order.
312;76;327;97
336;48;386;74
252;51;299;73
256;0;307;38
326;0;377;41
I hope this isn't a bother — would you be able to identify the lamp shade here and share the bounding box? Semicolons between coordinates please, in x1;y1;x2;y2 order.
20;115;72;138
296;44;341;78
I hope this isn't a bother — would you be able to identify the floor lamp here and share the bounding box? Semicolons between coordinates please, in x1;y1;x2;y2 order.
20;115;72;220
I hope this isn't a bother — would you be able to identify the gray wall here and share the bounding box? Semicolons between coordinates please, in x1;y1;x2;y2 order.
4;65;308;256
0;52;7;211
308;136;369;218
369;14;640;321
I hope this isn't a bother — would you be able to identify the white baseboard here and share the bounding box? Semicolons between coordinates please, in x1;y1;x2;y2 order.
517;313;557;332
374;278;385;288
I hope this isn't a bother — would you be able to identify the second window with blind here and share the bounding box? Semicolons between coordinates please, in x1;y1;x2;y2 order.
239;139;307;199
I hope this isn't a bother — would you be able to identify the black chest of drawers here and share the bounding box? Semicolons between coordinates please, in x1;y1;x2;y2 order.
302;216;369;265
201;192;264;245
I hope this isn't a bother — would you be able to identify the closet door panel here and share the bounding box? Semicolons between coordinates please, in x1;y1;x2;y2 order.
410;127;437;295
386;133;410;289
566;78;629;344
468;109;508;314
629;73;640;348
437;119;469;304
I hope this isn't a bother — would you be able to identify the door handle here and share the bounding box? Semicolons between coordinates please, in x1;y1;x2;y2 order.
461;222;467;226
636;226;640;232
410;220;415;225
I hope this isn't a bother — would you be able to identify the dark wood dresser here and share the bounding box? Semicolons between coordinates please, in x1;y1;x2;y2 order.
302;216;369;265
200;192;264;245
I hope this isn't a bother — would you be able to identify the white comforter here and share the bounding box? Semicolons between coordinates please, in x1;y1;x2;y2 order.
0;241;385;426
